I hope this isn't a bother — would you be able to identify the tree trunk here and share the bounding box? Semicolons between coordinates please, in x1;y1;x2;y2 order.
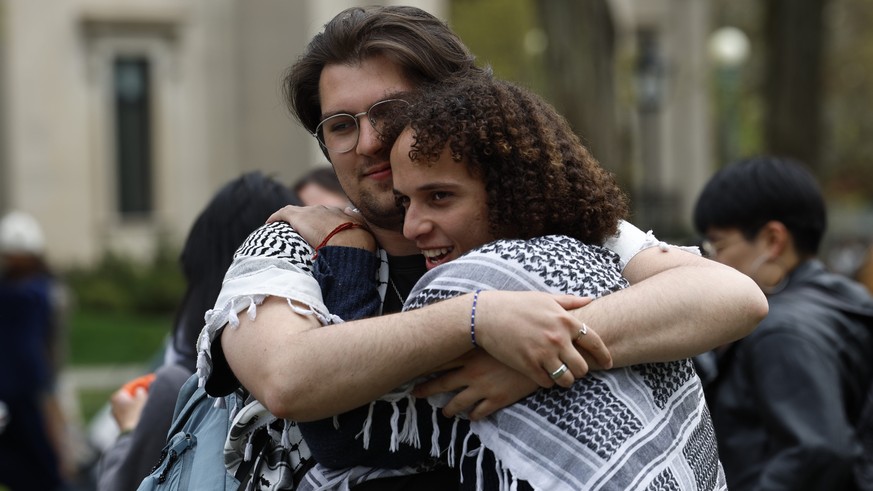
764;0;827;170
535;0;624;182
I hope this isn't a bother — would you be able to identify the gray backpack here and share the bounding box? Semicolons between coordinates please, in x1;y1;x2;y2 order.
137;374;308;490
136;374;240;490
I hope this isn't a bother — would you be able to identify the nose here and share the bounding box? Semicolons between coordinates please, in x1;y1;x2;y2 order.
355;117;383;157
402;203;432;241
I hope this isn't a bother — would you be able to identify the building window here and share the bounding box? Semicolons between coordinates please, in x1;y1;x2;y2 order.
113;56;152;217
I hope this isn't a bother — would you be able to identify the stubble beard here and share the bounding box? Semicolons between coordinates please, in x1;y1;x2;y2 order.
351;188;405;232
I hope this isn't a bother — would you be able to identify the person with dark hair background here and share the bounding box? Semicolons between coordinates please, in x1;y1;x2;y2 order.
293;167;348;208
96;171;299;491
693;156;873;490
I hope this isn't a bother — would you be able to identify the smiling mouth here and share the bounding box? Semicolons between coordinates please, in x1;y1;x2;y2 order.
363;164;392;179
421;247;453;268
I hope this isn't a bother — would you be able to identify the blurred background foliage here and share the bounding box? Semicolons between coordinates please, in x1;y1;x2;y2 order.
65;243;184;315
451;0;873;204
64;244;182;369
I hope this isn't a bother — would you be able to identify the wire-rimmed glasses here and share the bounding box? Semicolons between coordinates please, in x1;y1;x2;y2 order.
313;99;409;154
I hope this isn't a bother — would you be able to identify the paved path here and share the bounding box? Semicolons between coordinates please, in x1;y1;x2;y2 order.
51;363;152;478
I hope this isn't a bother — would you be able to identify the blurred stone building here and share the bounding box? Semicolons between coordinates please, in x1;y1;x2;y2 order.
0;0;443;267
0;0;710;267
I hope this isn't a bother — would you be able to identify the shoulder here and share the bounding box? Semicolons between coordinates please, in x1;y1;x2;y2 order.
234;222;313;262
468;235;623;278
406;235;626;307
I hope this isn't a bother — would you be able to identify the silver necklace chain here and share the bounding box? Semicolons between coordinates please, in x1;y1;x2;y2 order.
388;278;406;305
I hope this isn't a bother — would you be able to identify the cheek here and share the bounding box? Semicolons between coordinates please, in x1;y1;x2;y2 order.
722;250;755;275
466;207;494;245
328;159;357;185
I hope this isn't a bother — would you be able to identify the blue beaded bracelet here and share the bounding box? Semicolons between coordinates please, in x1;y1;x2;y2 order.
470;289;482;348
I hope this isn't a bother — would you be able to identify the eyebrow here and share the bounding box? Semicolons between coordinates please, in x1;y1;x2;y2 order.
394;181;463;196
319;92;406;120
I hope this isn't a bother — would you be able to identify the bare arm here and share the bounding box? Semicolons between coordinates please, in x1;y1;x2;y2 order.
222;289;603;421
222;293;469;421
578;246;767;367
416;246;767;419
246;208;764;421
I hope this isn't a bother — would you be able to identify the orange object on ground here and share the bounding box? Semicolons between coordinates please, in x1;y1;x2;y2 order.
121;373;156;396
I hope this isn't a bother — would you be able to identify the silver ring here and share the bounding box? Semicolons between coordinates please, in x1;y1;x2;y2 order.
549;363;569;380
576;323;589;340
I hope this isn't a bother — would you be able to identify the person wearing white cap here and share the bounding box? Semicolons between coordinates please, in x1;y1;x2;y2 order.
0;210;68;490
0;210;45;256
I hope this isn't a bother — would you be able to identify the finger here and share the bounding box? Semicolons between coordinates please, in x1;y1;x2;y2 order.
573;323;613;370
343;206;362;219
467;399;500;421
110;388;131;405
527;364;557;388
544;362;573;388
412;371;465;398
266;205;300;224
440;389;481;418
552;294;594;311
562;348;590;380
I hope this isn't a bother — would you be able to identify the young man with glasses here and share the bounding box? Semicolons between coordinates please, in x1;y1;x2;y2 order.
195;5;768;488
694;156;873;490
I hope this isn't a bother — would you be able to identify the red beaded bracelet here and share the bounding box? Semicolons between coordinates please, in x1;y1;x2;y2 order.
311;222;362;259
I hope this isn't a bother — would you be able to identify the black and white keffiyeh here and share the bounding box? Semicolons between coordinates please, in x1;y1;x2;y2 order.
197;222;721;490
301;235;726;491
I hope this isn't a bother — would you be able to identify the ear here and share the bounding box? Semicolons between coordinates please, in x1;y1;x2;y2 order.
757;220;791;257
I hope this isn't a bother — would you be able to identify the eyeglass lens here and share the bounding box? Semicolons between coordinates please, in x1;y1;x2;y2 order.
315;99;408;153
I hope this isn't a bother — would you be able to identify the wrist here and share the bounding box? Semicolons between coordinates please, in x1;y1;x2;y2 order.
325;228;376;251
312;222;375;258
470;289;482;348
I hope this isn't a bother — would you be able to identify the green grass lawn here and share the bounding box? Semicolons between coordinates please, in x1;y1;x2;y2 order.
68;309;172;365
67;309;172;422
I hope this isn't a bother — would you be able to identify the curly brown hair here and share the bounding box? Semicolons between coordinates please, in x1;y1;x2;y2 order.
382;76;629;245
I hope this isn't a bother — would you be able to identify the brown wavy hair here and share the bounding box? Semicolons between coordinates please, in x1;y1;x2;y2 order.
284;5;487;136
383;76;629;245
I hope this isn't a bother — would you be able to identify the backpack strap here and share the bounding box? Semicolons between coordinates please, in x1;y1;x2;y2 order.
166;374;209;438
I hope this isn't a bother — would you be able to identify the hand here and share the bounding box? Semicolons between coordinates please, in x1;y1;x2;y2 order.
471;291;613;388
109;386;148;433
267;205;375;252
413;350;538;421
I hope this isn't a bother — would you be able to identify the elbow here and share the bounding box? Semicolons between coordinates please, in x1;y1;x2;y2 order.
258;377;305;421
735;274;769;337
258;376;323;422
261;389;296;421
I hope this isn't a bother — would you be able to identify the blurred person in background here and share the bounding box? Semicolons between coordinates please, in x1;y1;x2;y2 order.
293;166;349;207
693;156;873;490
0;210;70;490
96;171;300;491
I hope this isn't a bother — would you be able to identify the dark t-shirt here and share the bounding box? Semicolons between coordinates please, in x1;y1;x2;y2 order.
309;248;534;491
305;248;461;489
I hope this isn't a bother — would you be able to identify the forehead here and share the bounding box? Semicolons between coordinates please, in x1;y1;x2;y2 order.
705;226;743;240
319;56;413;115
391;129;471;188
390;130;417;182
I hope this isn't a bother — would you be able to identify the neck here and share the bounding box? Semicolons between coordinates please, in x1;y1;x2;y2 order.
367;222;421;256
